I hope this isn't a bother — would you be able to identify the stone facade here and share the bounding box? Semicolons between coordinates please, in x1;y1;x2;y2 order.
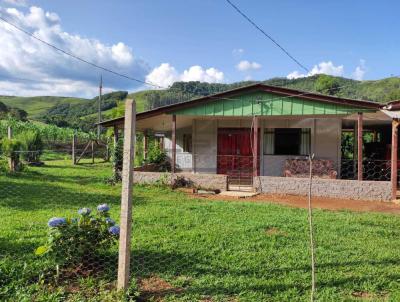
254;176;392;201
134;171;228;191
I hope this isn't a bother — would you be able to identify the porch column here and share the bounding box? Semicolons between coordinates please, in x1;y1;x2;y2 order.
357;112;363;181
253;116;259;177
172;114;176;173
143;133;148;161
391;118;399;200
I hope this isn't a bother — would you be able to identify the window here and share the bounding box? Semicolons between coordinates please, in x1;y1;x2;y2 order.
264;128;311;155
182;134;192;152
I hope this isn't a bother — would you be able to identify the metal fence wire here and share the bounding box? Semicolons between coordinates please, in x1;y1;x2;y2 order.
1;143;399;301
0;155;121;301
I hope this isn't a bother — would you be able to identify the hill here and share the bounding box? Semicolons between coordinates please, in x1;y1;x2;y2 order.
39;91;128;132
0;95;87;119
2;75;400;132
126;75;400;113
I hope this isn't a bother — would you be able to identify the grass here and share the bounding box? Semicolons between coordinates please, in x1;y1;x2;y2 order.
1;159;400;301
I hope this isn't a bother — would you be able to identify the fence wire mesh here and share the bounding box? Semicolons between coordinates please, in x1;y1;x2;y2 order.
1;145;399;301
0;146;124;301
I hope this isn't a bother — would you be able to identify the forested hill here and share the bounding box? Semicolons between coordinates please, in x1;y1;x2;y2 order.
1;75;400;132
130;75;400;112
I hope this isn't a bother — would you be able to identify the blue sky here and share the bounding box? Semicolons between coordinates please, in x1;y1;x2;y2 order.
0;0;399;97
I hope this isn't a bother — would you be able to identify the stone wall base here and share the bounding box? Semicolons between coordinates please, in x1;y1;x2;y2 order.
254;176;392;201
134;172;228;191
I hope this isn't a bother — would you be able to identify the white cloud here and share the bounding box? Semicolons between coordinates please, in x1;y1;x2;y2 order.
352;59;366;81
287;70;306;80
2;0;28;7
0;5;149;97
232;48;244;57
146;64;224;88
145;63;179;88
236;60;262;72
310;61;344;77
181;66;224;83
287;61;344;79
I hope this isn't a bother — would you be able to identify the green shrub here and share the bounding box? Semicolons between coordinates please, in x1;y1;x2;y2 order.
17;130;43;163
1;137;21;157
110;137;124;181
1;138;22;171
144;141;171;171
35;204;119;275
146;144;167;165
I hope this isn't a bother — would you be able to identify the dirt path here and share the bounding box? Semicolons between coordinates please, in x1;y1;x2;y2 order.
186;190;400;215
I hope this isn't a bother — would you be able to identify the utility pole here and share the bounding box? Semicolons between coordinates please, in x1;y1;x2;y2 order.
97;75;103;139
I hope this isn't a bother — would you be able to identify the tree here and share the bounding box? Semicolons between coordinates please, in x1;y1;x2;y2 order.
9;108;28;121
315;75;341;95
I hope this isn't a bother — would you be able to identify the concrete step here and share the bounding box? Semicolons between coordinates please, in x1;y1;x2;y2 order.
220;190;259;198
228;185;254;192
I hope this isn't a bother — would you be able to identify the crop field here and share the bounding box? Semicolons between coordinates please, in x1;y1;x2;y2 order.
1;159;400;301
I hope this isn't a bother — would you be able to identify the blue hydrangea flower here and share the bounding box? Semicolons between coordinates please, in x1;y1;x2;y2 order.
105;218;115;225
48;217;66;228
97;204;110;213
108;225;120;236
78;207;91;216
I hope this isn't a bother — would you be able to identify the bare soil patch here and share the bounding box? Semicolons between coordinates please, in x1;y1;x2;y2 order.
351;291;388;300
189;191;400;215
138;275;182;301
265;227;287;236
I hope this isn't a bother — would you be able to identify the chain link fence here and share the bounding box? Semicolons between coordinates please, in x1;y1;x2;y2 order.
0;150;122;300
1;129;399;301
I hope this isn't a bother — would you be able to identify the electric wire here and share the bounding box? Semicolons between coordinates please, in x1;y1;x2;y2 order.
224;0;310;73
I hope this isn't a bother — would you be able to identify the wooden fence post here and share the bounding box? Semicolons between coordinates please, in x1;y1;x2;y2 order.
143;134;148;161
91;140;95;164
72;134;77;165
117;99;136;290
106;137;110;162
114;125;120;175
7;126;15;172
7;126;12;139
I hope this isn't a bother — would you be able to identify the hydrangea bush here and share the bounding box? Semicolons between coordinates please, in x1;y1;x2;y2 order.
36;203;119;272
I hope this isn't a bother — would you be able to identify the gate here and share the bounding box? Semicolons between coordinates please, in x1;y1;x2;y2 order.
217;128;259;190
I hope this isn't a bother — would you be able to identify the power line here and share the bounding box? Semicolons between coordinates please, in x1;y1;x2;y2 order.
0;13;212;104
224;0;310;73
0;15;164;89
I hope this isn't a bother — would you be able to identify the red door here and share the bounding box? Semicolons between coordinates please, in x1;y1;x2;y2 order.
217;128;259;185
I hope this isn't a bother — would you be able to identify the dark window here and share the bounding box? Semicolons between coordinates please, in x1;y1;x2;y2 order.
264;128;311;156
275;128;301;155
183;134;192;152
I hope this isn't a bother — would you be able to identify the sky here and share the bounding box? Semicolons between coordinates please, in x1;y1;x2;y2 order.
0;0;399;97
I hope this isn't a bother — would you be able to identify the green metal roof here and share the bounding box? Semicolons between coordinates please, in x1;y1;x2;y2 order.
171;91;375;116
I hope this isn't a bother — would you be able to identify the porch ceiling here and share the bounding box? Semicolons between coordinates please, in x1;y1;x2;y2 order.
342;110;392;125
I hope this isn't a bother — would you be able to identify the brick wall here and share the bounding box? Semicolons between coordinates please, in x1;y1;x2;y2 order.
254;176;392;201
134;171;228;191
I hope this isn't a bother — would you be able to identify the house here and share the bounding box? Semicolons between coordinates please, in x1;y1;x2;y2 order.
99;83;400;202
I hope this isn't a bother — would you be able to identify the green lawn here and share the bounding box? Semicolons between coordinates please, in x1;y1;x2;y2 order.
1;160;400;301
